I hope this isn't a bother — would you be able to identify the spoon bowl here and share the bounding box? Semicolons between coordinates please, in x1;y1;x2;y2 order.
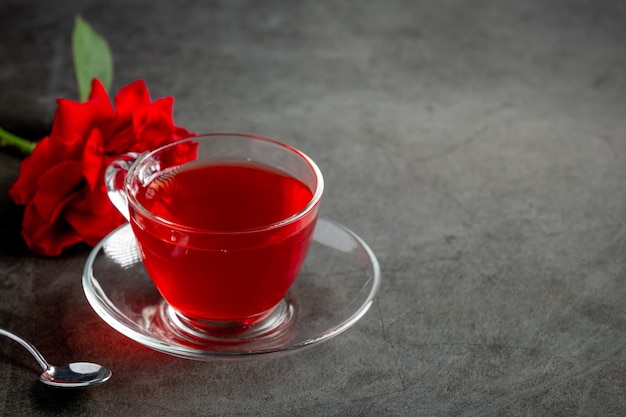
40;362;112;389
0;327;111;388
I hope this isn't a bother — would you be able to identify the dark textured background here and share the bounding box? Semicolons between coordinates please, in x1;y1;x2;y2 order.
1;0;626;415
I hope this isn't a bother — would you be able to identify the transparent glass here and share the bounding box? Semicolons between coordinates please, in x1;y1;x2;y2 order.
104;134;324;342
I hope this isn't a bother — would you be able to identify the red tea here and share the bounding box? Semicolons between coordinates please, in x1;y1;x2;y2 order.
130;161;318;323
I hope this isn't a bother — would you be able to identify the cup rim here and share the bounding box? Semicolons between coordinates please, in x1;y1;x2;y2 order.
124;133;324;235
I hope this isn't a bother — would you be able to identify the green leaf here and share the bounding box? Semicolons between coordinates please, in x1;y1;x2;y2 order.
72;15;113;101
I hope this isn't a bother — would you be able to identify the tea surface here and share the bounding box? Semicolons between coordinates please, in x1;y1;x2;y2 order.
138;161;313;230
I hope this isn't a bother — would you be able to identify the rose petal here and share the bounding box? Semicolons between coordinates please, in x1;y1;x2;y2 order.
65;201;125;246
71;184;115;217
150;97;192;141
82;129;105;191
8;136;58;205
51;97;114;155
174;126;193;140
21;202;83;256
132;107;176;150
103;120;135;155
50;79;114;160
114;79;151;117
151;96;174;115
31;161;83;222
88;78;110;101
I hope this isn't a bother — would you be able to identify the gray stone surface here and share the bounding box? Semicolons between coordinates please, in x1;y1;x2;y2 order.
1;0;626;415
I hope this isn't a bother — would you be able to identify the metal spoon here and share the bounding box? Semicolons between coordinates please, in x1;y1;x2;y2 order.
0;327;111;388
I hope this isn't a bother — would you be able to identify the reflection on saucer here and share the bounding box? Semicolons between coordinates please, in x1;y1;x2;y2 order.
102;225;141;269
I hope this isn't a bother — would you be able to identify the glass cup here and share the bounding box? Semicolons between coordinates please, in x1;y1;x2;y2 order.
105;134;323;341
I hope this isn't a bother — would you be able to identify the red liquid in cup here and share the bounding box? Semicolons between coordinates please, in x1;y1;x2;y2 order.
130;161;317;323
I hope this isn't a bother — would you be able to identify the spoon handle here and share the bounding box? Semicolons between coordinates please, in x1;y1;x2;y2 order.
0;327;49;371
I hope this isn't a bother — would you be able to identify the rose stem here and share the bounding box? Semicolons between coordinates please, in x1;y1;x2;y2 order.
0;126;36;154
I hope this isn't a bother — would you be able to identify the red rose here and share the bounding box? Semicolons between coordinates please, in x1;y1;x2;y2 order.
8;79;193;256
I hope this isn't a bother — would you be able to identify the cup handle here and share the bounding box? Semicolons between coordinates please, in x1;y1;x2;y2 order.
104;152;140;222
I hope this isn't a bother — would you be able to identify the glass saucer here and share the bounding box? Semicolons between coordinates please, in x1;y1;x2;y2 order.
82;218;381;360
